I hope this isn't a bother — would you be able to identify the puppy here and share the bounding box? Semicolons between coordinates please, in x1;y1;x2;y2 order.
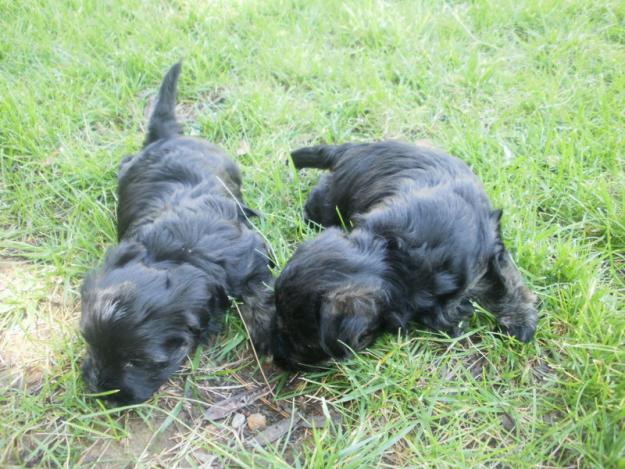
272;141;537;369
80;63;274;404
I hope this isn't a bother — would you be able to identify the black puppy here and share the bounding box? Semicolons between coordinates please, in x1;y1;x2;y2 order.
80;63;274;404
272;141;537;369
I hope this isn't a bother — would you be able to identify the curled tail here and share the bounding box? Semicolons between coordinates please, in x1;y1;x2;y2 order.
144;62;182;147
290;143;355;170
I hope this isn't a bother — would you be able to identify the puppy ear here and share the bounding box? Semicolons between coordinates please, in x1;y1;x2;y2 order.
164;336;191;355
192;284;229;341
105;242;146;268
320;286;383;356
158;335;193;367
79;279;137;340
209;285;229;311
319;301;342;356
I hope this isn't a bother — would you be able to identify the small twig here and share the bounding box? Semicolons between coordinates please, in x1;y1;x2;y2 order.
231;373;288;418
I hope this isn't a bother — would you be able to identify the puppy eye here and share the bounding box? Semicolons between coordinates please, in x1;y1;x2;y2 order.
124;360;140;369
357;331;375;347
165;337;186;350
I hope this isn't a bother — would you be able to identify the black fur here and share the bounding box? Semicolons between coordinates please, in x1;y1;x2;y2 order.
80;63;274;404
272;141;537;369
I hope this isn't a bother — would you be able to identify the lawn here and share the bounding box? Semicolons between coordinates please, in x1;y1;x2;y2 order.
1;0;624;467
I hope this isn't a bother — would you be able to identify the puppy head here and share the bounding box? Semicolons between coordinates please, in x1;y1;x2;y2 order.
80;242;226;404
272;229;391;369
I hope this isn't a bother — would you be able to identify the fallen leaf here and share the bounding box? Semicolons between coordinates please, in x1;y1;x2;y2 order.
194;450;217;468
501;413;516;432
299;414;330;429
250;414;302;446
204;389;270;421
469;356;487;379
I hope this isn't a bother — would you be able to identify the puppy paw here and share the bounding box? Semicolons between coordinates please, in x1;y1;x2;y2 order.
449;320;470;338
504;323;536;343
251;336;272;356
496;300;538;343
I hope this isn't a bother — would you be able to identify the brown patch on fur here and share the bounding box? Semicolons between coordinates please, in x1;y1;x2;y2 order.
327;285;380;317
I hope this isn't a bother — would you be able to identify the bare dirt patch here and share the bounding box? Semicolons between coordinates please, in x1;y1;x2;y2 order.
0;260;75;392
77;416;188;468
0;260;328;467
73;363;330;467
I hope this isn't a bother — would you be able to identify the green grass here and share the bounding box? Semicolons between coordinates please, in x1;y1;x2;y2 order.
1;0;624;466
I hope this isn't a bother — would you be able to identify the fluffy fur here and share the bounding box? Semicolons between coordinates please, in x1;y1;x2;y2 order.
80;63;274;404
272;141;537;369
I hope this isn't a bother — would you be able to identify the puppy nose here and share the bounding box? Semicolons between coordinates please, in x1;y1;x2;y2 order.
87;381;100;393
105;391;136;406
85;373;101;393
271;343;296;370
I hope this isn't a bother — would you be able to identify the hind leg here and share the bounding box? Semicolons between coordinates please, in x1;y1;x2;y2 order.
473;249;538;342
303;174;340;228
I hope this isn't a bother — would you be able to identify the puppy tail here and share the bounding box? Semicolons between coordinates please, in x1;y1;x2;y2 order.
144;62;183;146
290;144;352;170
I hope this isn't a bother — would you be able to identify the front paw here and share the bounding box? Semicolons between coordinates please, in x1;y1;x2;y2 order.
251;334;271;356
503;322;536;343
449;319;470;338
500;304;538;343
